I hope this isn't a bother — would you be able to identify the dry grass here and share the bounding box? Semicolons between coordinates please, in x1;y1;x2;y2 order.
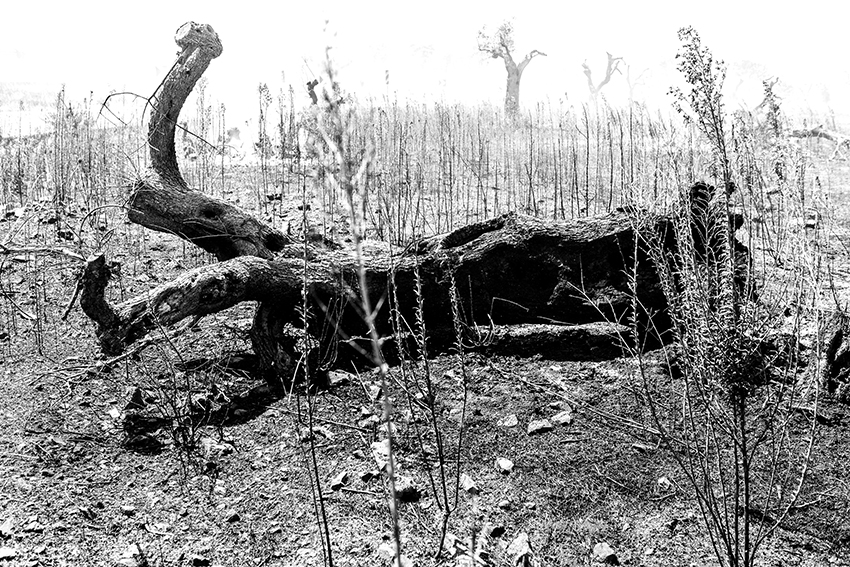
1;77;850;567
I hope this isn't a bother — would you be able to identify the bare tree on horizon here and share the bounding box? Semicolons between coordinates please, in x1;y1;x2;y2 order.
478;21;546;118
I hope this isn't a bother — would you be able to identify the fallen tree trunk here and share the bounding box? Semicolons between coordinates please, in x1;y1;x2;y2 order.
80;21;748;391
82;210;672;385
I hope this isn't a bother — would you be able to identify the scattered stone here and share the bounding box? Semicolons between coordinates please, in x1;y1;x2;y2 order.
328;371;352;386
120;505;137;517
360;470;378;482
0;518;14;537
21;519;43;533
395;476;422;503
460;474;479;495
525;501;537;510
631;443;655;453
108;407;121;419
497;499;511;510
313;426;333;440
190;555;211;567
370;440;390;471
125;387;148;410
225;510;240;523
0;547;15;560
117;543;146;567
496;457;514;474
527;419;553;435
497;414;519;428
330;471;350;491
352;449;366;459
506;533;532;565
551;409;573;426
268;525;282;534
300;426;333;442
123;434;164;453
490;525;506;538
377;542;395;559
358;415;380;429
657;476;673;492
369;384;382;401
593;542;620;565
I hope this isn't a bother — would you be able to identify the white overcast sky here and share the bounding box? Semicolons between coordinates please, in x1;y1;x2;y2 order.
1;0;847;130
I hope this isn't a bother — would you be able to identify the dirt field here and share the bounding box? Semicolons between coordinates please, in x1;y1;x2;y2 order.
1;157;850;567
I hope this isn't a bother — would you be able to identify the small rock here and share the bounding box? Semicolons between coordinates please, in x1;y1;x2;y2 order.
330;471;350;491
313;426;333;439
108;407;121;419
352;449;366;459
125;387;148;410
0;518;14;537
527;419;554;435
225;510;240;523
117;543;145;567
0;547;16;560
506;533;532;565
358;415;380;429
593;542;619;565
370;440;390;471
497;499;511;510
328;371;352;386
490;525;506;538
369;384;382;401
395;476;422;503
497;414;519;428
377;542;395;558
551;409;573;426
657;476;673;492
120;505;137;517
190;555;211;567
360;470;378;482
524;501;537;510
123;434;164;453
460;474;479;495
631;443;655;453
496;457;514;474
21;520;43;533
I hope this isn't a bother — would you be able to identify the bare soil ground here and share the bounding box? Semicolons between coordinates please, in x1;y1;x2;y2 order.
3;167;850;567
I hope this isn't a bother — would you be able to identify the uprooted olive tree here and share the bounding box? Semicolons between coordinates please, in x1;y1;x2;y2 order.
79;22;748;392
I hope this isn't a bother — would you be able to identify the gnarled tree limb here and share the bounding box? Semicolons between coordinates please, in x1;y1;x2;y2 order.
128;22;291;260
